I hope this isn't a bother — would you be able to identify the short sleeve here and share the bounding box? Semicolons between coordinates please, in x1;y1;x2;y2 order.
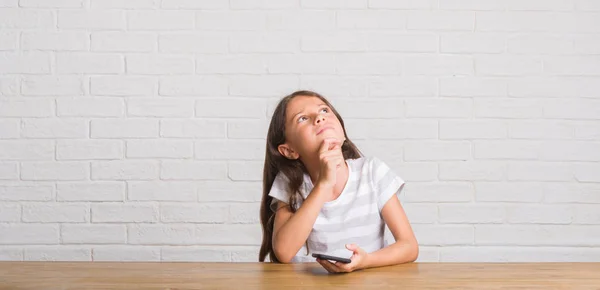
370;157;405;211
268;172;291;212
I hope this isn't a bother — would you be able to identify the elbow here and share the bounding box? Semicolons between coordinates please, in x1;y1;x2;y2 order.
273;247;294;264
408;242;419;262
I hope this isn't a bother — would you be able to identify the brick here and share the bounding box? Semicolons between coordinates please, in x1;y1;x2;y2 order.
573;205;600;224
475;225;600;246
161;161;227;180
475;98;542;119
0;184;53;201
543;99;600;120
0;31;17;50
439;0;504;10
543;183;600;203
439;161;505;181
301;31;366;52
57;98;124;117
577;0;600;10
0;203;20;222
474;140;540;160
540;141;600;161
476;12;575;32
229;75;299;97
575;163;600;182
161;119;226;138
25;246;90;261
57;182;124;202
195;224;261;245
574;36;600;54
127;98;194;118
0;248;23;261
476;55;542;76
0;76;19;96
230;31;298;53
21;119;88;139
413;225;474;246
441;246;600;262
367;32;438;52
369;0;435;9
229;203;260;224
441;33;506;53
128;54;193;74
508;35;572;54
0;120;19;139
440;77;507;97
159;33;228;53
58;10;124;29
505;0;573;10
405;55;473;75
62;224;126;244
92;32;155;52
367;120;437;139
126;140;193;159
405;141;471;161
161;0;228;9
545;56;600;76
337;10;405;29
476;182;543;203
368;76;436;97
508;162;573;181
198;11;267;30
227;120;267;139
129;181;196;201
302;0;364;9
21;76;83;96
196;99;265;118
403;182;474;202
0;224;59;244
408;11;474;30
21;162;88;181
406;98;472;118
197;54;267;74
336;54;402;75
128;11;194;30
161;203;228;223
159;76;228;96
506;205;572;224
440;120;507;139
23;203;89;223
575;121;600;140
0;162;17;180
300;76;369;98
402;203;437;224
510;77;600;98
161;246;229;262
20;0;82;7
128;224;195;245
0;8;53;28
91;119;159;138
439;204;504;224
91;161;159;180
385;161;438;182
0;140;53;160
91;76;156;96
92;203;158;223
234;0;298;9
22;32;87;51
0;52;51;73
195;140;264;160
197;181;262;202
228;161;263;181
57;140;122;160
508;120;574;139
267;10;333;30
93;246;160;261
91;0;156;9
333;99;404;119
56;53;124;74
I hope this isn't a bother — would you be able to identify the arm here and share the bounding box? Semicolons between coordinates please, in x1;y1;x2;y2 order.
363;193;419;268
272;184;331;263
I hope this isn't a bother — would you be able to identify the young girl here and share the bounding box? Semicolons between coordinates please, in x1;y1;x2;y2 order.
259;90;418;273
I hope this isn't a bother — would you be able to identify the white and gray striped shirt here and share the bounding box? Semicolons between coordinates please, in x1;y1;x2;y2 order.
269;156;405;263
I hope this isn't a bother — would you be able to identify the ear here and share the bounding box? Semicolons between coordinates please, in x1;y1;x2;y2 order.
278;143;300;160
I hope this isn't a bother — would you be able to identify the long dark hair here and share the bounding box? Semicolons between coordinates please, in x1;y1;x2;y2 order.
259;90;362;263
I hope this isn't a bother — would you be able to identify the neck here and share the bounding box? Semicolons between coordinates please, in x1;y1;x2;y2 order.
302;156;349;196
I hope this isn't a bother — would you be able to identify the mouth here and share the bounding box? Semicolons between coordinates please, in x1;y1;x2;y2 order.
317;126;334;135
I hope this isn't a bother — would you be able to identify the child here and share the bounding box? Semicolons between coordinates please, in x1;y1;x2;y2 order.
259;90;418;273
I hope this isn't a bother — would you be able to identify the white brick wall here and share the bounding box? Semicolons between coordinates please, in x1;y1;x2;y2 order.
0;1;599;263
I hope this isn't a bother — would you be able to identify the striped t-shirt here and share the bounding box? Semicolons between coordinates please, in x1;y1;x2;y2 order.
269;156;405;263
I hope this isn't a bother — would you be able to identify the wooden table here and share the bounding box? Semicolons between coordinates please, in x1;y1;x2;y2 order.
1;262;599;289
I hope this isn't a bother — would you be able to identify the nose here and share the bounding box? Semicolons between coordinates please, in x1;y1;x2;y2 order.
315;114;325;124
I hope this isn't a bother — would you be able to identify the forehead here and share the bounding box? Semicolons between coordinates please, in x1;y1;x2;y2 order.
286;95;324;113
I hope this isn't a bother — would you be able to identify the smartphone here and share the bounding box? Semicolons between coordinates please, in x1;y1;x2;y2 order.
312;253;351;264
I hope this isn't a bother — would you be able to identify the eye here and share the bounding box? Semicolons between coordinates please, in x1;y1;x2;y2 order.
320;108;329;113
297;116;308;123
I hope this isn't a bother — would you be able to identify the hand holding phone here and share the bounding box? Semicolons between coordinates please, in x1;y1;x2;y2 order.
312;253;351;264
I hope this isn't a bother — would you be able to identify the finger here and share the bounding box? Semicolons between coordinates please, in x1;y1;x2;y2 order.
321;259;345;273
319;138;334;154
317;258;339;273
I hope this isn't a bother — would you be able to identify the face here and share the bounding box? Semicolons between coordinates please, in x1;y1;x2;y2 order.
278;95;346;160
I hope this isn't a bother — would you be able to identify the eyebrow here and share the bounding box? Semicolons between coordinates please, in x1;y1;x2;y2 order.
290;103;327;122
